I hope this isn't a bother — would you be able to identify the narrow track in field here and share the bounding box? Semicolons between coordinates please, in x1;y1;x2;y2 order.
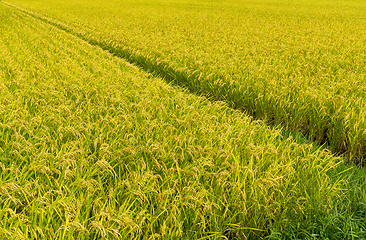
1;0;353;163
2;1;203;93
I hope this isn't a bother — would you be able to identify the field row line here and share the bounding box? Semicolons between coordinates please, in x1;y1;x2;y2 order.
3;1;362;163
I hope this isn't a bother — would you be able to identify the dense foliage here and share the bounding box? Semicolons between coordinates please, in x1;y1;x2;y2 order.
1;1;366;239
6;0;366;161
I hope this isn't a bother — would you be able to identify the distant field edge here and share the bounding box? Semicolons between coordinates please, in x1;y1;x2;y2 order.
3;1;364;164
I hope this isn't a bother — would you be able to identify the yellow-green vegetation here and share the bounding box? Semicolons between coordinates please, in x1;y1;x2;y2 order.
0;1;366;239
5;0;366;161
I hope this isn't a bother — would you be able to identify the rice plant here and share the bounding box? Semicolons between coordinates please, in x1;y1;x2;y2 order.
0;2;365;239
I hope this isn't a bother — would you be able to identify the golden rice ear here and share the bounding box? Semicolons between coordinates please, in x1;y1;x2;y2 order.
0;1;364;239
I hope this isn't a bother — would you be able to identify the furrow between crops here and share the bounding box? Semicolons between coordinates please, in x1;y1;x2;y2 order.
1;1;200;88
2;1;365;164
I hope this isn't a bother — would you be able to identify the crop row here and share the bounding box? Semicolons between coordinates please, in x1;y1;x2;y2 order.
6;0;366;162
0;4;362;239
